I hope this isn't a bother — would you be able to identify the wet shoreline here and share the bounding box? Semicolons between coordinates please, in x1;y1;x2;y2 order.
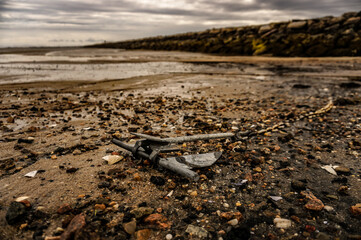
0;48;360;240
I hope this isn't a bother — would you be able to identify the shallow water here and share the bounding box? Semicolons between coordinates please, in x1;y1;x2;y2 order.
0;49;247;84
1;49;361;85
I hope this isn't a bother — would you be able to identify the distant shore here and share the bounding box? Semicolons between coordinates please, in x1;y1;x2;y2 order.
90;11;361;57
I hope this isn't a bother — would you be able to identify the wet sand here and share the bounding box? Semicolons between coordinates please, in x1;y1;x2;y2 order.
0;48;361;239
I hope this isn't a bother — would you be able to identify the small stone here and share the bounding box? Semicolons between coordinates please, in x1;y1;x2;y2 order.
350;203;361;216
287;21;307;29
57;204;72;214
305;225;316;232
316;232;330;240
347;235;361;239
326;194;339;200
274;218;292;229
66;167;79;173
165;234;173;240
334;166;351;175
133;173;142;181
324;205;335;212
338;185;349;194
150;176;165;186
253;167;262;173
130;207;154;219
15;196;29;202
227;219;238;226
94;204;106;211
185;224;209;238
144;214;170;229
18;137;34;144
223;203;229;208
72;149;82;155
305;199;324;211
123;220;137;235
5;201;27;224
301;191;324;211
45;237;61;240
7;116;15;123
60;213;86;240
18;199;31;208
290;215;300;223
190;191;198;197
54;227;65;235
98;181;110;189
345;17;360;25
20;223;28;229
291;180;306;191
135;229;152;240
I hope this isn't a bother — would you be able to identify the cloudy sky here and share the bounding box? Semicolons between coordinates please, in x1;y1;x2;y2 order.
0;0;360;47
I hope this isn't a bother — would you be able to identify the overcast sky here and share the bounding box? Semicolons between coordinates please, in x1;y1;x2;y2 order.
0;0;360;47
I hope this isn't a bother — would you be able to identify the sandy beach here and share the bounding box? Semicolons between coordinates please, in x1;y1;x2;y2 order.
0;48;361;239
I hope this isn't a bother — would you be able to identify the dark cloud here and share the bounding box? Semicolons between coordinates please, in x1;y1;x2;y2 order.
0;0;360;47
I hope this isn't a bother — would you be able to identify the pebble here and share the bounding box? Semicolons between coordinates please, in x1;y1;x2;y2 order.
135;229;152;240
190;191;198;197
324;205;335;212
6;201;28;225
61;213;86;240
7;116;15;123
165;234;173;240
350;203;361;216
305;199;324;211
98;181;110;188
223;203;229;208
54;227;64;235
45;237;61;240
131;207;154;219
273;218;292;229
185;224;209;238
57;203;72;214
227;219;239;226
150;176;166;186
316;232;330;240
334;166;351;175
133;173;142;181
94;204;106;211
72;149;82;155
291;180;306;190
123;219;137;235
144;214;170;229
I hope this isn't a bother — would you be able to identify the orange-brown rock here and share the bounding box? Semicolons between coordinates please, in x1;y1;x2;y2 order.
144;214;171;229
60;213;86;240
350;204;361;216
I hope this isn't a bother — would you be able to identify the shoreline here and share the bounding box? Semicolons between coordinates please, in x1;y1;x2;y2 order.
0;49;360;240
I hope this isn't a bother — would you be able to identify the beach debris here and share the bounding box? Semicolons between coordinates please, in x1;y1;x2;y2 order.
24;170;38;178
112;132;242;180
269;196;283;201
321;165;339;175
102;155;123;165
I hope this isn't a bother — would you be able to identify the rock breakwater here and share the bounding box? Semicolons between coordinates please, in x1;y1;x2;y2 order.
91;11;361;57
